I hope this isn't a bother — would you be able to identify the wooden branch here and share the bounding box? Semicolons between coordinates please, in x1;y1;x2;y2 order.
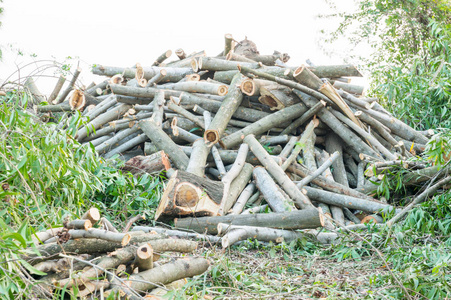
204;73;244;144
32;227;64;245
297;151;340;188
81;208;101;225
221;163;253;215
279;136;298;159
387;175;451;226
224;33;234;56
108;258;209;298
244;134;314;210
64;229;131;246
186;138;211;177
168;100;205;129
152;50;172;66
77;104;132;141
132;226;221;243
293;90;379;157
155;170;223;220
280;100;326;135
100;217;119;233
152;90;165;127
333;81;364;95
220;103;308;149
48;74;66;103
281;119;319;171
56;67;81;104
136;243;154;271
140;118;189;170
230;183;256;215
24;77;46;104
103;134;148;159
95;126;140;154
92;65;193;83
242;204;268;214
66;219;92;230
163;81;228;96
253;166;296;212
220;144;249;214
175;208;323;234
175;48;186;60
122;151;171;175
197;56;260;71
218;223;306;248
302;186;397;214
146;68;167;87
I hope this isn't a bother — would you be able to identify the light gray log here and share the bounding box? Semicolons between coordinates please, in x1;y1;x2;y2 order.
253;166;296;212
104;134;148;159
244;134;314;210
92;65;193;82
230;183;256;215
48;74;66;103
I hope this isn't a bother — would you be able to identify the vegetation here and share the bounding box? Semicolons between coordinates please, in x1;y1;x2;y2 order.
323;0;451;130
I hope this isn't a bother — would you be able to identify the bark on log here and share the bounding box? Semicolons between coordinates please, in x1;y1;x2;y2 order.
122;152;171;175
155;170;224;220
218;223;305;248
64;229;131;246
152;90;165;127
186;138;211;177
253;166;296;212
103;133;148;159
204;73;244;144
24;77;46;104
140;118;189;170
244;134;314;210
302;186;397;214
279;136;299;159
168;100;205;129
136;243;154;271
221;163;253;214
56;67;81;104
297;151;340;188
197;56;260;72
152;50;172;66
325;133;349;187
92;65;193;82
230;183;256;215
258;83;299;110
48;74;66;103
132;226;221;244
65;219;92;231
280;100;326;136
77;104;132;141
175;208;323;235
293;90;379;157
220;103;308;149
162;81;228;96
333;81;364;95
109;258;209;298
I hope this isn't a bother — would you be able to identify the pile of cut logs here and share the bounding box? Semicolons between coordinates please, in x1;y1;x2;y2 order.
34;34;451;251
27;208;210;299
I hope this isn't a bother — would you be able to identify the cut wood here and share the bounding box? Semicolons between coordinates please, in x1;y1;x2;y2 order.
132;226;221;244
65;219;92;231
81;208;101;225
136;243;154;271
155;170;224;220
175;208;323;234
122;151;171;175
48;74;66;103
230;183;256;215
221;162;253;215
152;50;172;66
244;134;314;210
218;223;306;248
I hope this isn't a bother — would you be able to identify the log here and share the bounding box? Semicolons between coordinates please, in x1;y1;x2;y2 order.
175;208;323;235
152;90;165;127
136;243;154;271
224;33;234;56
219;144;249;214
140;118;189;170
32;227;64;245
81;208;101;225
77;104;132;141
308;64;363;78
24;77;46;104
146;69;167;87
161;81;228;96
103;133;148;159
95;126;140;154
230;183;256;215
244;134;314;210
186;138;211;177
218;223;306;248
253;166;296;212
132;226;221;243
242;204;268;214
302;186;397;214
155;170;224;220
100;217;119;233
204;73;244;144
293;90;379;157
152;50;172;66
48;74;66;103
56;67;81;104
175;48;186;60
109;258;209;298
259;83;299;110
279;136;298;159
297;151;340;188
65;219;92;231
280;100;326;136
121;151;171;175
168;100;205;129
221;162;253;214
220;102;308;149
92;65;193;82
197;56;260;72
64;229;131;246
333;81;365;95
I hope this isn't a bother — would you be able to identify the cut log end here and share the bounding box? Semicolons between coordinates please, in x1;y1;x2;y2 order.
69;90;86;111
240;79;255;96
121;233;132;247
204;129;219;144
82;207;101;224
218;85;229;96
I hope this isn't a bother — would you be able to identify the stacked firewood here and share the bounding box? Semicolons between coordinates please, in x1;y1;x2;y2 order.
34;34;451;250
27;208;209;298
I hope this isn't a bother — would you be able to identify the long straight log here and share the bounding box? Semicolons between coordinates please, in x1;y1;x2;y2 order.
222;163;253;214
244;134;314;210
197;56;260;71
95;126;140;154
186;139;211;177
168;100;205;129
280;100;326;136
220;102;308;149
132;226;221;243
48;74;66;103
76;104;132;141
204;73;244;144
174;208;323;234
253;166;296;212
121;151;171;175
162;81;228;96
218;223;306;248
302;186;397;214
230;183;256;215
140;118;189;170
92;65;193;82
293;90;379;157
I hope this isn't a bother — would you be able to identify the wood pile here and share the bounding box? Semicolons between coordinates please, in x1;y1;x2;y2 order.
33;34;451;250
27;208;210;298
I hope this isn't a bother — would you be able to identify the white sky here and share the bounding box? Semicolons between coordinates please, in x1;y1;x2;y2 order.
0;0;361;94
